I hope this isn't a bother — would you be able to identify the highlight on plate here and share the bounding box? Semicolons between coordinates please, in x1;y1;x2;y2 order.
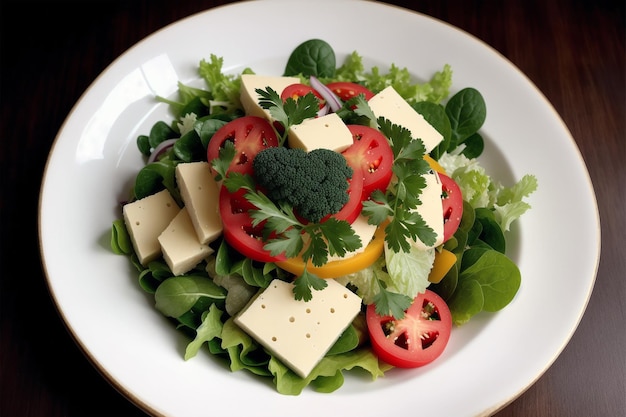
109;38;537;395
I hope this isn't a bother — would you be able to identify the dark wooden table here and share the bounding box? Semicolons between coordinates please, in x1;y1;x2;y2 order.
1;1;624;416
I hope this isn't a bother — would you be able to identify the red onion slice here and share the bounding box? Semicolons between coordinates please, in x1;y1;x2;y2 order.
317;103;330;117
310;76;343;112
148;138;178;163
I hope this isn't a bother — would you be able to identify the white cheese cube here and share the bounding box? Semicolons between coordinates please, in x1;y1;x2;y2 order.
122;189;180;266
368;86;443;152
411;171;444;250
158;207;214;276
287;112;354;152
234;279;362;378
240;74;300;121
175;162;222;244
327;214;378;262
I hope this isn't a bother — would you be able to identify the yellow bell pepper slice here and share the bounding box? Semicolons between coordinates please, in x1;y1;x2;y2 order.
428;248;457;283
424;154;446;174
275;225;385;278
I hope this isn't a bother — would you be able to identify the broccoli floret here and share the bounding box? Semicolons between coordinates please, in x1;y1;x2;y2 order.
253;147;353;223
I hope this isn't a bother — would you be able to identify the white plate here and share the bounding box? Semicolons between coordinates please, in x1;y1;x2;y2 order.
39;1;601;416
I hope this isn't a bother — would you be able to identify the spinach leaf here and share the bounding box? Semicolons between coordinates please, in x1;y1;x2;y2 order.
413;101;452;160
326;325;359;356
475;208;506;253
460;132;484;158
459;250;521;312
445;87;486;150
179;96;210;120
110;219;132;255
447;248;521;324
173;129;204;162
196;117;228;149
133;160;179;201
148;120;178;150
448;278;484;325
429;260;459;301
155;275;226;318
136;134;151;156
138;266;168;293
284;39;336;78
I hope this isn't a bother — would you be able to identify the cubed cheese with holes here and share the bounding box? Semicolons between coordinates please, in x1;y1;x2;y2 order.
411;171;444;250
327;214;378;262
158;207;214;276
368;86;443;152
176;162;222;244
287;112;354;152
240;74;300;121
234;279;362;378
123;189;180;265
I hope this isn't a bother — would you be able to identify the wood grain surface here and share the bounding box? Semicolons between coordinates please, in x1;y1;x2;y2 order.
1;1;624;416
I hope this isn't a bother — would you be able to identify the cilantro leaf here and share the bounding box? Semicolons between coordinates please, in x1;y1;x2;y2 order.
318;218;362;257
263;232;302;258
222;171;255;193
301;229;328;266
372;284;412;319
351;95;377;121
256;87;319;144
400;210;438;247
210;140;236;182
383;218;412;253
361;116;437;253
293;269;328;302
361;194;392;225
392;169;427;209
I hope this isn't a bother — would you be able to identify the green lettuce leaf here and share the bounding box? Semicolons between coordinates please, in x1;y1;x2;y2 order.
269;348;387;395
438;150;537;231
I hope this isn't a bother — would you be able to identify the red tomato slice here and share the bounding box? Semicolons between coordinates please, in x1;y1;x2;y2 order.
366;290;452;368
342;125;394;200
280;83;325;109
325;81;375;101
438;172;463;242
218;186;287;263
207;116;279;177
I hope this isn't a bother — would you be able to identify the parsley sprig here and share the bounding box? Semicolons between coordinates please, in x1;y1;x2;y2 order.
348;96;437;252
222;171;362;301
371;274;413;319
256;87;319;145
346;96;438;317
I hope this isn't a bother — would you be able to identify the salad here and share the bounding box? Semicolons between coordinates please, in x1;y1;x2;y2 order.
110;39;537;395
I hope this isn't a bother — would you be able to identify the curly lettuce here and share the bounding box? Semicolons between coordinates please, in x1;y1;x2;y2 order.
329;51;453;104
439;149;538;232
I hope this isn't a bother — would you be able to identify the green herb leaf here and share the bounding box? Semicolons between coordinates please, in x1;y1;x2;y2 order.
256;87;319;144
373;286;412;319
293;269;328;302
318;218;362;258
361;117;435;253
210;139;235;182
361;194;392;225
284;38;336;78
